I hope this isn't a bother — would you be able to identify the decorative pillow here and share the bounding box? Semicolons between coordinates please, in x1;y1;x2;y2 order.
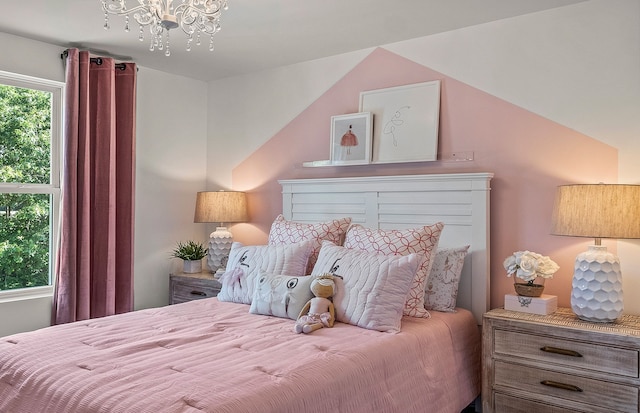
424;246;470;312
217;241;311;305
311;241;421;333
268;214;352;274
343;222;444;318
249;273;315;320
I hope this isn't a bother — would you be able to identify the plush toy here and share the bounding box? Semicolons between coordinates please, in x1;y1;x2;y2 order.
294;274;336;334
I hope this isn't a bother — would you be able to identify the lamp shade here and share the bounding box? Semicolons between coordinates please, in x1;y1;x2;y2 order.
194;191;248;224
551;184;640;239
551;183;640;323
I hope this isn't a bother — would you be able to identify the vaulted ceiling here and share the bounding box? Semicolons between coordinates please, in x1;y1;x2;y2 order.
1;0;586;81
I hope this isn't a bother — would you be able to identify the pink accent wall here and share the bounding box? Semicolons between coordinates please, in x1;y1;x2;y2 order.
231;47;617;310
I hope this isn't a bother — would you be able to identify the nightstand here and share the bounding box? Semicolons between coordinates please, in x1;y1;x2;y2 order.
169;271;222;304
482;308;640;413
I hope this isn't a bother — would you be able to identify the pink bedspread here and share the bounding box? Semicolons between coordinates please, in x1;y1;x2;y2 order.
0;299;480;413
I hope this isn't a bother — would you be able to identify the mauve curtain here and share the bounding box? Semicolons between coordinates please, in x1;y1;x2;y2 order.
53;48;137;324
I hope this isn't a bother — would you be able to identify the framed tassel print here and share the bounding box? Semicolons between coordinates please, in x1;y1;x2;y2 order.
330;112;372;165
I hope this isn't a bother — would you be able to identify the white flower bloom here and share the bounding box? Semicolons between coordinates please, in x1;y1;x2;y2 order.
537;256;560;278
503;255;517;275
503;250;559;283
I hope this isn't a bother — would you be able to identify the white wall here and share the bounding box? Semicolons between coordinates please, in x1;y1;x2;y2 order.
133;67;209;311
206;0;640;313
0;33;209;337
206;49;371;188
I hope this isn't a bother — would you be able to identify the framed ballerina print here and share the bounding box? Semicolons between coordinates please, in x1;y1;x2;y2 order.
330;112;372;165
359;80;440;164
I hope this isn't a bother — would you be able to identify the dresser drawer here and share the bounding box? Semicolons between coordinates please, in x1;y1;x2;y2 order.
495;393;591;413
171;279;220;304
494;360;639;412
495;329;639;378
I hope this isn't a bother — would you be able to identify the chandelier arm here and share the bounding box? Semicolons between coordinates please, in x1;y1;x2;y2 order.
177;16;221;36
102;1;158;16
174;4;223;32
103;1;162;26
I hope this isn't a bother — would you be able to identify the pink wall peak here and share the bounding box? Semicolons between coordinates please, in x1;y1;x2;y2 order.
232;47;617;309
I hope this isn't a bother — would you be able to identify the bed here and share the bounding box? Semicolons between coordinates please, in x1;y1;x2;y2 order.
0;172;492;413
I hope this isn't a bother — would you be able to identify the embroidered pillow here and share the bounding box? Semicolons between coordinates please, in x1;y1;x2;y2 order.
249;273;315;320
343;222;444;318
268;214;352;274
217;241;311;305
311;241;420;333
424;246;470;312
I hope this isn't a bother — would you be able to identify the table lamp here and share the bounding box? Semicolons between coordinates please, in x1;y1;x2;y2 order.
194;190;248;275
551;184;640;322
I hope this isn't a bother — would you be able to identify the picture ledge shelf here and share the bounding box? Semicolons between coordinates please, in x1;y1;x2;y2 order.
301;151;474;168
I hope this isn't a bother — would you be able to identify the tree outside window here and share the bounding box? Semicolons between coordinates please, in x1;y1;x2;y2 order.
0;78;60;292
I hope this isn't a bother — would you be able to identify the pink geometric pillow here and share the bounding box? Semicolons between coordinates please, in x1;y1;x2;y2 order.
343;222;444;318
268;214;352;274
424;246;470;313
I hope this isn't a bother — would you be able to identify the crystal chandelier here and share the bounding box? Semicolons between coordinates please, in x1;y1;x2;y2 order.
101;0;228;56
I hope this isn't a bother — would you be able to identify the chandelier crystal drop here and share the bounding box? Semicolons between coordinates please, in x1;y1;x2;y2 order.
101;0;228;57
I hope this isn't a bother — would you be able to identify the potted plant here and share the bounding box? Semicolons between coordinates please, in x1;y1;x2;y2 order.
171;240;208;273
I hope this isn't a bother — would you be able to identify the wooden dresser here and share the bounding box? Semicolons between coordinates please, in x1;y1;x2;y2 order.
483;308;640;413
169;271;221;304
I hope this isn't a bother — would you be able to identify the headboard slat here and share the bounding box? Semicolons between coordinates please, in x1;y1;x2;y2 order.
280;172;493;324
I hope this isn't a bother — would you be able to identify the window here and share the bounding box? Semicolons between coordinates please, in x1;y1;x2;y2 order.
0;70;62;299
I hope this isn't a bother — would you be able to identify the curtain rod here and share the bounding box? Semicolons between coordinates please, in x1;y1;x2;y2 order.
90;57;128;71
60;50;131;71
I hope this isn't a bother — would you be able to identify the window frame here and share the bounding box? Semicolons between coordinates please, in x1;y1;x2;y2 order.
0;70;63;302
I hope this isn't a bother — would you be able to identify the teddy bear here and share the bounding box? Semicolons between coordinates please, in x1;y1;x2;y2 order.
294;273;336;334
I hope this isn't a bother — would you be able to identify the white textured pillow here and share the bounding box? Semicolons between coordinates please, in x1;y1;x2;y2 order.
343;223;444;318
311;241;421;333
424;246;470;312
268;214;352;274
249;273;315;320
217;242;311;305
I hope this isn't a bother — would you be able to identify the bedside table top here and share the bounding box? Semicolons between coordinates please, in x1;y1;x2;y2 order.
171;271;219;282
485;307;640;337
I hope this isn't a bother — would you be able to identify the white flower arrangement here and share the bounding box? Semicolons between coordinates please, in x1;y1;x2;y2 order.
503;250;560;284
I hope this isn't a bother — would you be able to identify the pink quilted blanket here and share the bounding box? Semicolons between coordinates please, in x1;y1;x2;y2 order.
0;299;479;413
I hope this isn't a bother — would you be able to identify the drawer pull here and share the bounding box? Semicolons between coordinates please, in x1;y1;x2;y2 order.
540;346;583;358
540;380;583;393
190;290;207;296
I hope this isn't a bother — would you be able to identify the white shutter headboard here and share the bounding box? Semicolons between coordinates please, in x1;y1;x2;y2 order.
279;172;493;324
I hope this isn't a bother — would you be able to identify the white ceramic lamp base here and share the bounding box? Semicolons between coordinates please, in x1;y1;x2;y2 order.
571;245;623;323
207;226;233;274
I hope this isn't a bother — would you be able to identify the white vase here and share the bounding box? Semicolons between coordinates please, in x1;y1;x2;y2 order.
183;259;202;274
